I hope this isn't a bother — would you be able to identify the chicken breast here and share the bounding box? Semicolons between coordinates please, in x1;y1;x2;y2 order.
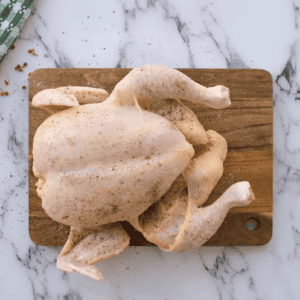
33;102;194;227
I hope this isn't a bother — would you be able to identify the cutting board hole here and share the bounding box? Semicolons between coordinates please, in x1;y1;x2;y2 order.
246;218;259;231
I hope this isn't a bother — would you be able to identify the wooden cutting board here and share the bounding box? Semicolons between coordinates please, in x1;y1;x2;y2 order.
29;68;273;247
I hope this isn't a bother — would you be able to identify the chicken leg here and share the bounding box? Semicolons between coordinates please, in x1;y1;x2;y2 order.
131;130;255;252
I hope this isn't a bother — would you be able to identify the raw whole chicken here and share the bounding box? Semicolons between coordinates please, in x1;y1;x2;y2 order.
32;64;255;281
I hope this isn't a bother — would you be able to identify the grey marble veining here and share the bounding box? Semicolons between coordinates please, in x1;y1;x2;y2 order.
0;0;300;299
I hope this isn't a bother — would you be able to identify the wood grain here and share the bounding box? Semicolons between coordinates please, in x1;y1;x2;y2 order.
29;68;273;247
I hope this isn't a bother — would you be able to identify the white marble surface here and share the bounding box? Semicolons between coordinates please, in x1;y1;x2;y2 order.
0;0;299;299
